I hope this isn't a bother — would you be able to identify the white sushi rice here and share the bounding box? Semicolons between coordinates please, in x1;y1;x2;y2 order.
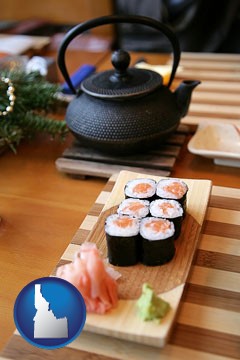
124;178;156;199
150;199;183;218
156;178;188;200
140;217;175;241
117;198;149;218
105;214;140;237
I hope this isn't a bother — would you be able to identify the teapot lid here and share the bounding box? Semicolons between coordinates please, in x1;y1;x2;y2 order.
81;49;163;99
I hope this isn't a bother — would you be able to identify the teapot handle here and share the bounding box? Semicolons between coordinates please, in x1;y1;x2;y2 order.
58;15;180;94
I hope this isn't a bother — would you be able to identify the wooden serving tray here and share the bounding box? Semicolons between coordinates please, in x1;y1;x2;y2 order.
2;175;240;360
61;170;212;348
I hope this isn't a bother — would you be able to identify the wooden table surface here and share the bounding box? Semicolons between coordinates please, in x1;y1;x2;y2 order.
0;48;240;355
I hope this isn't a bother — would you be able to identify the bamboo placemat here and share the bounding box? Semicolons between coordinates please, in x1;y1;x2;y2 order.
177;52;240;127
1;173;240;360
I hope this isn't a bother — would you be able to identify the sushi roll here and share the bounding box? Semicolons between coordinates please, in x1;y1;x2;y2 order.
105;214;140;266
140;217;175;266
156;178;188;214
150;199;183;239
124;178;156;201
117;198;150;218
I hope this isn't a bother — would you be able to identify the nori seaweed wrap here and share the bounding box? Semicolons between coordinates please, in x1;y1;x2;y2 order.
140;217;175;266
105;214;140;266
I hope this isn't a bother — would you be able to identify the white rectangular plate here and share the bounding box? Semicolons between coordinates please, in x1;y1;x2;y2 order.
188;123;240;167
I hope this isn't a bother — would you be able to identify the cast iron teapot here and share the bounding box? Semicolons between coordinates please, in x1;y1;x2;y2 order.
58;15;200;154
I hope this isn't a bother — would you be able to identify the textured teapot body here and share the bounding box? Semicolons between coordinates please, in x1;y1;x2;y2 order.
66;86;180;154
58;15;200;154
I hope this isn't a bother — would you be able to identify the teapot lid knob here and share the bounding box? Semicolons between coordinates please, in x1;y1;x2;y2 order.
111;50;130;81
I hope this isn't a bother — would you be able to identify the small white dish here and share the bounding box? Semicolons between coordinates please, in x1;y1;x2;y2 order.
188;123;240;167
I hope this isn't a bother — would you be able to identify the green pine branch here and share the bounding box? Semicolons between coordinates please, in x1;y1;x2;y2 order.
0;119;23;153
18;112;69;139
0;69;69;153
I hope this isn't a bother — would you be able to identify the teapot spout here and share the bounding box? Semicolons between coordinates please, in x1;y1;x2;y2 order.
175;80;201;118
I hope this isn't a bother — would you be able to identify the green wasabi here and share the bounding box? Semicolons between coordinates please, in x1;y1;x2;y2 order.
136;283;170;322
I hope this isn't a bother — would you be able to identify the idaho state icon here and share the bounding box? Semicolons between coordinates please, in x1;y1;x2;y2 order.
14;277;86;349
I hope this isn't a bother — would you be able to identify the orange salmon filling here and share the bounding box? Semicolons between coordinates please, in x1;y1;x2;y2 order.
123;202;145;212
113;217;134;228
163;181;186;198
133;183;153;194
159;202;174;215
145;219;170;233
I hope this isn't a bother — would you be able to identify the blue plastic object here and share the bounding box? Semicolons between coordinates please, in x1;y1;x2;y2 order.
61;64;96;94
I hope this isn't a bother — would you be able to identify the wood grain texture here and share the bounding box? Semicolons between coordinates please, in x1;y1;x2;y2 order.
57;171;211;348
170;324;240;359
179;53;240;126
55;158;171;178
1;174;240;359
182;283;240;312
1;334;116;360
56;128;187;178
58;175;240;358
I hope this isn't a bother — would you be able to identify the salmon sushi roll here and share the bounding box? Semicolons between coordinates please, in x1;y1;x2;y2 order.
156;178;188;214
150;199;183;239
124;178;156;201
105;214;140;266
140;217;175;266
117;198;150;218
